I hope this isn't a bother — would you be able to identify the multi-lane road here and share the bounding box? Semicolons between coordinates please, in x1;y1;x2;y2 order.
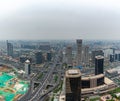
28;55;62;101
29;62;56;101
0;54;62;101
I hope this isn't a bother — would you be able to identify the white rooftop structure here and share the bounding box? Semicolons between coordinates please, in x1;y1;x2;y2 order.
68;70;79;75
95;55;104;59
25;59;30;63
66;69;81;78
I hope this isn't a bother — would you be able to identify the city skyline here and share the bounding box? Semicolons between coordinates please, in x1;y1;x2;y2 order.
0;0;120;40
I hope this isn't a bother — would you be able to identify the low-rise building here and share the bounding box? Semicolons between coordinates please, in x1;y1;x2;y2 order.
100;94;112;101
106;69;118;77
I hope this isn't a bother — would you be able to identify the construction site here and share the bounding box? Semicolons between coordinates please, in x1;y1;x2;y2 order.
0;65;29;101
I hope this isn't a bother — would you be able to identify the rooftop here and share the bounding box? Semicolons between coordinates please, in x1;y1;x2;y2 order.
66;69;81;78
68;70;79;75
82;74;104;80
25;59;30;63
95;55;104;59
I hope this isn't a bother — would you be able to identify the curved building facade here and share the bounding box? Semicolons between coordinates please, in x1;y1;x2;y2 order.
82;74;104;88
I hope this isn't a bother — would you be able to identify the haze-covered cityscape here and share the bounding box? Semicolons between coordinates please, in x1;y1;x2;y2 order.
0;40;119;101
1;0;120;101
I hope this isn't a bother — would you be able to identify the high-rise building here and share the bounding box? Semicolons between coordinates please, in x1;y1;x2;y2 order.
115;54;118;61
109;53;120;62
92;50;104;64
119;54;120;61
110;54;114;62
25;60;31;75
38;42;50;51
66;46;72;66
95;55;104;75
63;48;67;63
76;39;82;66
65;69;81;101
47;52;52;61
7;40;13;57
83;46;89;65
35;51;43;64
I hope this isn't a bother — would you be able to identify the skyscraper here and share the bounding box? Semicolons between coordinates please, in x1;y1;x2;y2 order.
35;51;43;64
76;39;82;66
95;55;104;75
7;40;13;57
65;69;81;101
47;52;52;61
110;54;114;62
83;46;89;65
115;54;118;61
92;50;104;64
66;46;72;66
25;59;31;76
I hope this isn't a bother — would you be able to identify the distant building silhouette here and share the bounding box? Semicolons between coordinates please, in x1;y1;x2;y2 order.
38;42;50;51
110;54;114;62
83;46;89;66
35;51;43;64
47;52;52;61
66;46;72;66
76;39;82;66
7;40;13;57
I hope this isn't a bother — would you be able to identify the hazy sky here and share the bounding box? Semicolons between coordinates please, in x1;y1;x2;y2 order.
0;0;120;40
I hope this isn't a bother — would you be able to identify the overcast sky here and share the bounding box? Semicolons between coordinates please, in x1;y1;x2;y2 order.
0;0;120;40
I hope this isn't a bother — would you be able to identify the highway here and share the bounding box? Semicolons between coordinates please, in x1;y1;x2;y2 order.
18;62;52;101
0;54;62;101
28;56;59;101
18;55;61;101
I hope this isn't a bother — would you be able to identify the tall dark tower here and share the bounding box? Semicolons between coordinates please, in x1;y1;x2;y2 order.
83;46;89;65
65;69;81;101
7;40;13;57
35;51;43;64
95;55;104;75
92;50;104;64
66;46;72;66
47;52;52;61
76;39;82;66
